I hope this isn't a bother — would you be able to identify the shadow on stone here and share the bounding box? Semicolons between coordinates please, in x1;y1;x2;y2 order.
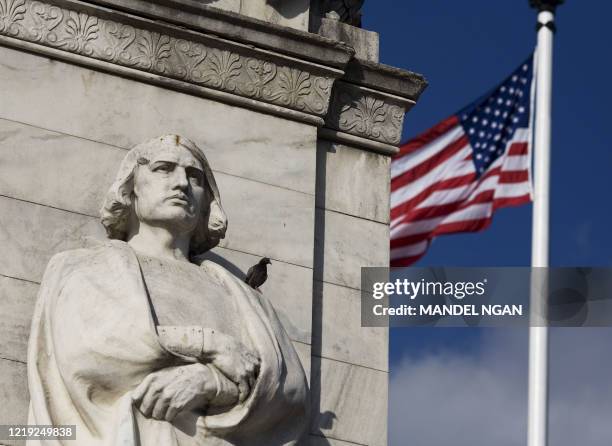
267;0;309;20
194;251;246;280
308;138;336;445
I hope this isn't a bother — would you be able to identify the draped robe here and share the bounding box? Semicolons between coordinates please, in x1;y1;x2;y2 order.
27;240;309;445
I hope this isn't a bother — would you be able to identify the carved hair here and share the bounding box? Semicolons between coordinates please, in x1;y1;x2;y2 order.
100;135;228;255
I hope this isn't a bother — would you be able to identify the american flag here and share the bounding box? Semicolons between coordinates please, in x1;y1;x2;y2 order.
390;56;534;266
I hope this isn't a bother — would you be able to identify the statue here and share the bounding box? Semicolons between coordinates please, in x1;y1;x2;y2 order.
319;0;365;27
27;135;309;445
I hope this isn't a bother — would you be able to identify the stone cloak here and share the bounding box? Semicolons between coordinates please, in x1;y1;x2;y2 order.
26;240;309;445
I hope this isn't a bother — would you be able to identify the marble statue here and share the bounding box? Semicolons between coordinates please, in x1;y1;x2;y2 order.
320;0;365;27
27;135;309;445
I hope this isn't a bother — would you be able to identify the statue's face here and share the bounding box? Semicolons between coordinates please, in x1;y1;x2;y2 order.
132;145;207;236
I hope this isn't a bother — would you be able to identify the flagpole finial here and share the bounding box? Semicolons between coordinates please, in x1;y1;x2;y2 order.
529;0;564;12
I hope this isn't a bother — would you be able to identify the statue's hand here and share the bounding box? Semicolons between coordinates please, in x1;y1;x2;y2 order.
132;363;215;422
203;329;260;403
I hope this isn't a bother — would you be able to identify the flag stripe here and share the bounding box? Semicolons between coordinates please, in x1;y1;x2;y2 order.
501;155;530;171
390;56;534;267
508;142;528;155
392;129;467;184
390;171;476;223
391;134;470;189
390;146;474;208
395;115;460;157
390;240;430;258
393;125;465;178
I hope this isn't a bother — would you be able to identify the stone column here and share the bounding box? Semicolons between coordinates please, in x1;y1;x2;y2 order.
309;14;427;446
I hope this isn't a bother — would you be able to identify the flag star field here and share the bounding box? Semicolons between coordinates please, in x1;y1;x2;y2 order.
460;58;533;175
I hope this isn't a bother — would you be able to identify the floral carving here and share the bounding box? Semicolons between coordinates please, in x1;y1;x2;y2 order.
242;58;276;99
61;11;98;55
340;95;386;137
0;0;26;36
202;50;241;91
386;105;404;143
270;68;311;110
102;21;135;64
29;1;62;43
136;31;171;73
306;77;332;115
330;87;405;145
174;39;206;81
3;0;337;120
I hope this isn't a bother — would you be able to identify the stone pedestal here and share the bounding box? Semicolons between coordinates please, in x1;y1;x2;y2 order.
0;1;426;444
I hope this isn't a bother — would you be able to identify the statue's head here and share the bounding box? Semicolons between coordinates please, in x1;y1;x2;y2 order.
100;135;227;256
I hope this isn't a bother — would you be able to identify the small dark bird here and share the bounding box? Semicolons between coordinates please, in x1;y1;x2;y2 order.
245;257;271;290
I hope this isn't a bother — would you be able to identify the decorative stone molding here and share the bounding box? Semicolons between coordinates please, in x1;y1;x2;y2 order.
344;59;428;102
323;80;415;155
0;0;345;124
73;0;356;68
0;0;428;153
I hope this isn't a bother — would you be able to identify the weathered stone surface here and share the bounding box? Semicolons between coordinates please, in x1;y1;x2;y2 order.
216;175;315;268
310;0;365;29
201;0;241;14
204;247;313;345
325;81;413;148
0;248;313;362
314;209;389;290
310;357;388;446
317;17;379;62
0;196;106;283
0;197;314;345
0;358;28;429
81;0;354;66
0;0;342;123
0;119;122;215
317;140;390;223
292;341;312;385
240;0;310;31
344;58;428;102
0;132;316;270
0;47;318;195
0;276;38;363
313;280;387;371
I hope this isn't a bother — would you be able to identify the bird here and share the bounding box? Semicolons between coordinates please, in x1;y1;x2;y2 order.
245;257;271;290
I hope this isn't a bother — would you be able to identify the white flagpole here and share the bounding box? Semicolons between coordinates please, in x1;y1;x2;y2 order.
528;1;562;446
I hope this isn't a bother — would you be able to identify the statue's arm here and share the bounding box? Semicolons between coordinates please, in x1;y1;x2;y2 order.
131;362;240;421
200;328;260;403
158;325;260;403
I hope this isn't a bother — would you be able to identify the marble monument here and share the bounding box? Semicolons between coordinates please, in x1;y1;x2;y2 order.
0;1;427;445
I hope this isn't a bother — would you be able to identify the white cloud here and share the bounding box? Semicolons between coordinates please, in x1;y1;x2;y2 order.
389;328;612;446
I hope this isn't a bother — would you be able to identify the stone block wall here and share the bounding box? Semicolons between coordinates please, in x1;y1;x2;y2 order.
309;141;391;446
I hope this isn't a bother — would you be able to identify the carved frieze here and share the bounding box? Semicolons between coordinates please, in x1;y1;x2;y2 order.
0;0;427;152
0;0;338;119
0;0;26;36
325;81;413;147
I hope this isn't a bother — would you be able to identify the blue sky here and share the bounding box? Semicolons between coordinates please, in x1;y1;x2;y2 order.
363;1;612;444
